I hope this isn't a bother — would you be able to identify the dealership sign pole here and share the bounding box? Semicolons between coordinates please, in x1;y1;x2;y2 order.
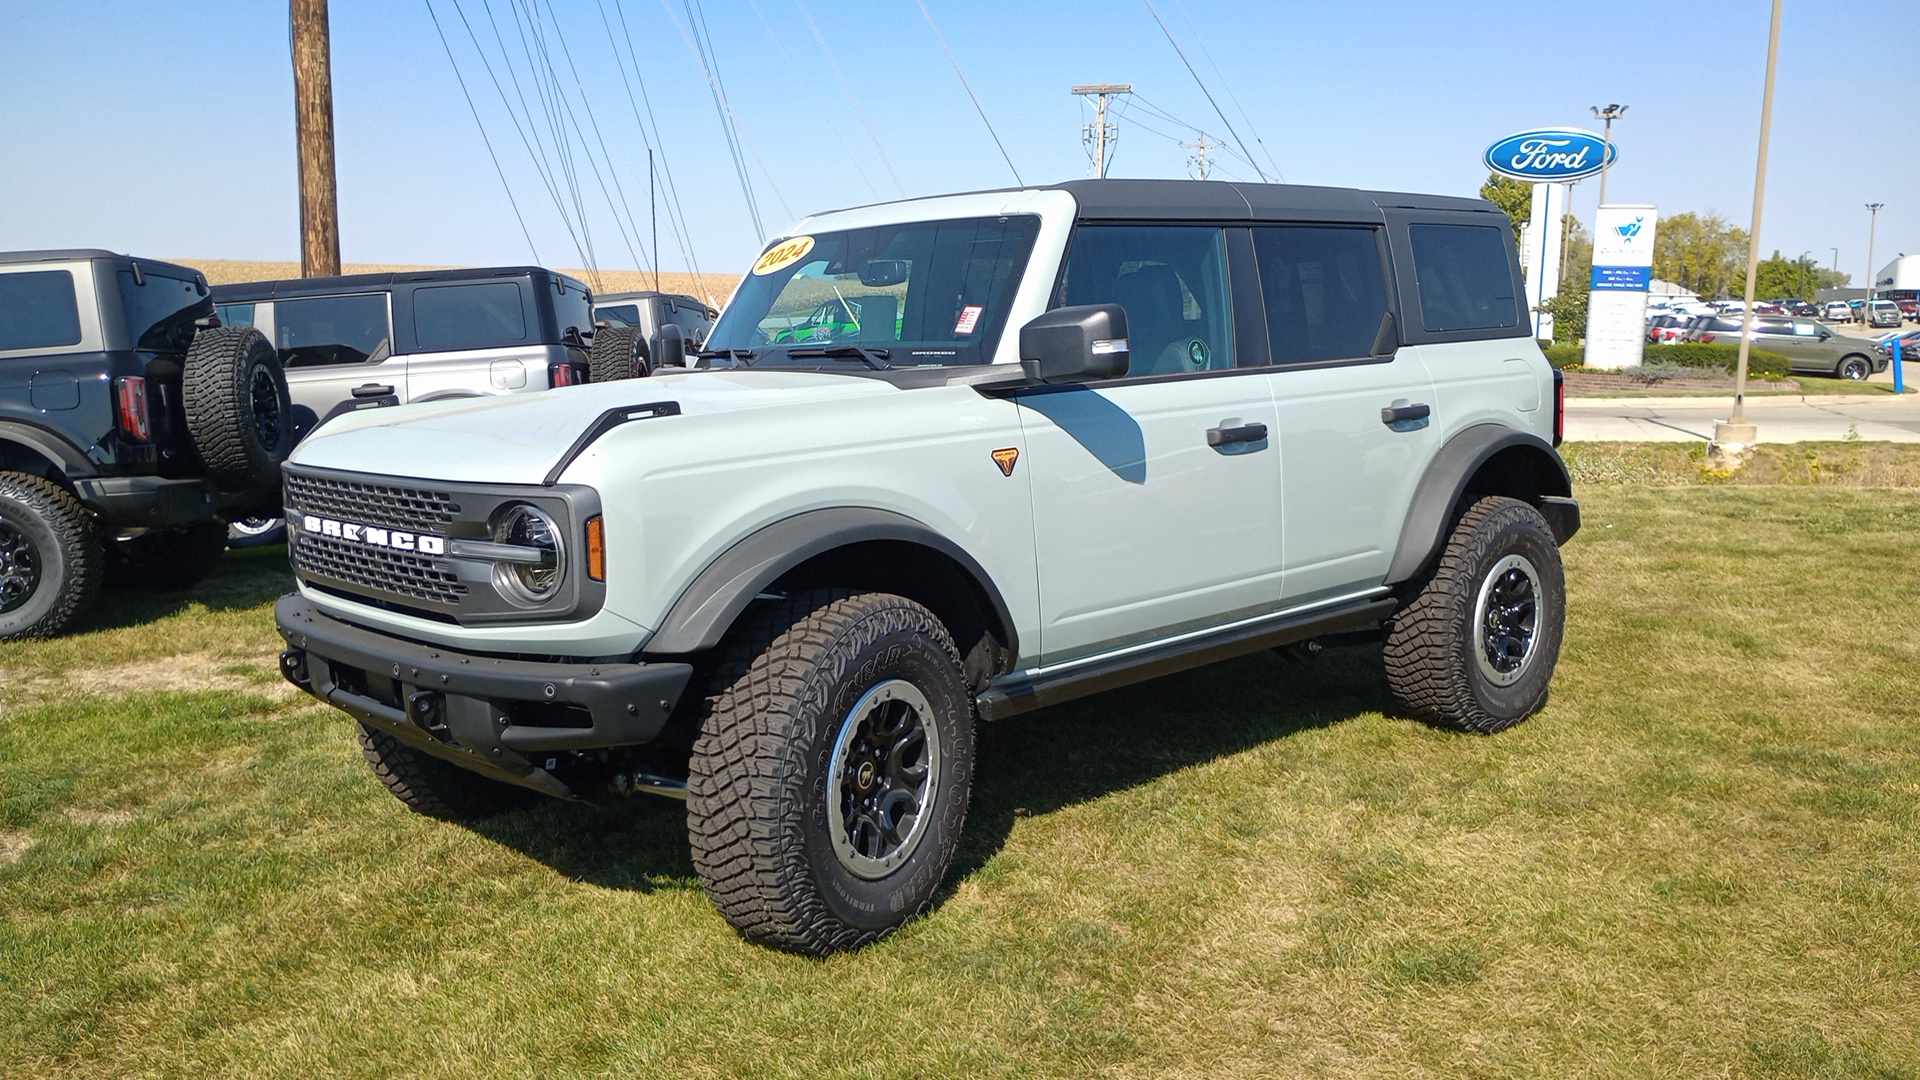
1484;129;1616;342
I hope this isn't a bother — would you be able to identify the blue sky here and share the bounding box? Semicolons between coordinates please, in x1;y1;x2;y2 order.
2;0;1913;288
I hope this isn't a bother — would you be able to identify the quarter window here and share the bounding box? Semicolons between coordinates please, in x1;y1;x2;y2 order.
1408;224;1518;333
275;293;390;368
0;270;83;351
1057;225;1234;375
414;282;527;350
117;271;208;351
1253;226;1390;364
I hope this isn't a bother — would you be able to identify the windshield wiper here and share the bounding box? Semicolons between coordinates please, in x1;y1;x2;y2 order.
786;345;893;370
694;347;756;368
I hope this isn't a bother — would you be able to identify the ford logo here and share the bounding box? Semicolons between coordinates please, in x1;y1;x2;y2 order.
1483;128;1616;182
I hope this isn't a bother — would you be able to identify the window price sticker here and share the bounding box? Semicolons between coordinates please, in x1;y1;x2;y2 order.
953;304;984;335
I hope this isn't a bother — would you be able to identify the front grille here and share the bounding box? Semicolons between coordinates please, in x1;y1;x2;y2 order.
284;472;460;536
293;531;467;607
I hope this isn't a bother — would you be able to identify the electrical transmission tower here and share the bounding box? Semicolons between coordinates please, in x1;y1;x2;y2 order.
1072;84;1131;178
1180;135;1224;180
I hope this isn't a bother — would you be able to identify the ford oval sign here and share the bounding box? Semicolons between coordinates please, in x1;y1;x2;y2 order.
1483;128;1616;182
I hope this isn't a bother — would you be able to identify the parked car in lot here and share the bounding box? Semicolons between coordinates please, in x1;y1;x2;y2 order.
1646;314;1686;343
1698;316;1888;380
1874;329;1919;358
1897;298;1918;319
0;250;290;637
1821;301;1854;322
213;266;602;546
1865;299;1902;329
591;290;718;379
274;178;1579;954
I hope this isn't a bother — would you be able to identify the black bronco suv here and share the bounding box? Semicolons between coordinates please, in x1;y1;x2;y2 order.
0;250;292;638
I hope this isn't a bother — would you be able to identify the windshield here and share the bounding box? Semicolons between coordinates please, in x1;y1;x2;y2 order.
707;214;1040;366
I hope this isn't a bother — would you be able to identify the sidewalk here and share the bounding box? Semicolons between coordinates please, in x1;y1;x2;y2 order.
1565;390;1920;442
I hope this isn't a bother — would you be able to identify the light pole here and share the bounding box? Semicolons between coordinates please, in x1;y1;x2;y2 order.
1590;104;1627;207
1798;249;1813;302
1708;0;1782;466
1865;203;1884;324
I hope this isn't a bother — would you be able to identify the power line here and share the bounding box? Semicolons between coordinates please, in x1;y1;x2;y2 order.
743;0;880;198
602;0;711;297
532;0;655;274
422;0;542;263
913;0;1021;186
661;0;765;241
1140;0;1269;182
1170;0;1282;180
791;0;905;196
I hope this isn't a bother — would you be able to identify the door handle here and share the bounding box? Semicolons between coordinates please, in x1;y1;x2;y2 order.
352;383;395;398
1380;403;1430;425
1206;422;1268;446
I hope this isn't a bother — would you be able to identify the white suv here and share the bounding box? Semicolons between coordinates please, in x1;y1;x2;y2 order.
274;180;1579;954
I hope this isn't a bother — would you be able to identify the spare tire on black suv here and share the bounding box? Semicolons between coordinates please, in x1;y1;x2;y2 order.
0;250;292;639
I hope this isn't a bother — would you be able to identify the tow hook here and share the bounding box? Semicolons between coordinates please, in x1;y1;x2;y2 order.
279;648;310;687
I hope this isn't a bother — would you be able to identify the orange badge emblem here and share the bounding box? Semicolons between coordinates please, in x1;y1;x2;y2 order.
991;447;1019;477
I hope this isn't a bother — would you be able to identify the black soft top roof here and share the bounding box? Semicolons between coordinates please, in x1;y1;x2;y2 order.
211;265;588;301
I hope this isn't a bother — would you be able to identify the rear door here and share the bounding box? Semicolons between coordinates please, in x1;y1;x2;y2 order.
1253;222;1440;603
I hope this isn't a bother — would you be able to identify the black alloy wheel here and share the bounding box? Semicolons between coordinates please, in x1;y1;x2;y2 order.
0;519;40;615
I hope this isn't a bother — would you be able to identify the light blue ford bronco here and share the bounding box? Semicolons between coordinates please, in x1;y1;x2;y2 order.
275;179;1578;954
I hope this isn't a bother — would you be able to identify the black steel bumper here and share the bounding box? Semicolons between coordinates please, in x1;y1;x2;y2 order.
72;475;217;529
275;595;692;795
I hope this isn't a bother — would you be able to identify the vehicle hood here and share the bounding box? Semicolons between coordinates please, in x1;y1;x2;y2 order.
288;368;903;484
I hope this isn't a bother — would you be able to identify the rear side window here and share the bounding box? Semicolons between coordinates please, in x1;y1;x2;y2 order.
552;279;591;341
275;293;390;368
118;271;209;351
1408;224;1518;333
414;282;527;350
215;302;255;328
1253;226;1390;364
0;270;83;350
596;303;641;328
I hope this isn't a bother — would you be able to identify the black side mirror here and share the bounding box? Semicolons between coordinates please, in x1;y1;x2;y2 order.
1019;304;1130;384
651;323;688;369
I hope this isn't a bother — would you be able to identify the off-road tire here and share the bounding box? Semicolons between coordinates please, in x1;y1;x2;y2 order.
184;326;293;491
356;722;536;821
0;473;102;640
686;590;975;955
226;515;288;549
1836;354;1871;381
589;325;645;382
1384;496;1565;734
103;520;229;592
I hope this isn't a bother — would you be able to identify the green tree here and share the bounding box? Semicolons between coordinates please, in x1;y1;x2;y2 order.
1480;173;1531;234
1535;289;1587;343
1653;212;1748;298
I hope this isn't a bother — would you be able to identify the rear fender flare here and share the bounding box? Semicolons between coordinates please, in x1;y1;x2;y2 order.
1386;425;1572;584
0;420;96;481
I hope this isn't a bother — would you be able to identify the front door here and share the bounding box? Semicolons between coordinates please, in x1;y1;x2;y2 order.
1017;224;1284;667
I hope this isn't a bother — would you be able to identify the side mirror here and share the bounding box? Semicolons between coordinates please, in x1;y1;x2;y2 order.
651;323;687;369
1019;304;1130;384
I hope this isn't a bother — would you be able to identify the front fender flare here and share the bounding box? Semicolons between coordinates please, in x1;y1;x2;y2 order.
642;507;1017;658
1386;424;1573;584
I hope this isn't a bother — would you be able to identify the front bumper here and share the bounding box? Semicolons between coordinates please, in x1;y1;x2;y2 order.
276;595;692;796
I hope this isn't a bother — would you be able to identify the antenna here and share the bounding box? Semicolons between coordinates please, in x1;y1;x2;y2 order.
1071;84;1131;178
1179;135;1224;179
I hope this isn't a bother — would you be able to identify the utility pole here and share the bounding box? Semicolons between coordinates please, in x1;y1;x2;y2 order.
1590;103;1627;208
1072;84;1130;179
1180;135;1224;180
291;0;341;277
1865;202;1884;322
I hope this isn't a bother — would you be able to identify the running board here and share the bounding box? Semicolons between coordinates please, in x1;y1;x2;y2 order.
976;596;1398;722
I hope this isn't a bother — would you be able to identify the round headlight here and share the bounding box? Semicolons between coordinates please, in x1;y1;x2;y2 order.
490;503;564;605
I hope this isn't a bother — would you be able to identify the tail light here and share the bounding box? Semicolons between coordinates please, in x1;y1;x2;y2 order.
1700;332;1715;343
549;362;580;388
114;376;151;441
1552;369;1565;448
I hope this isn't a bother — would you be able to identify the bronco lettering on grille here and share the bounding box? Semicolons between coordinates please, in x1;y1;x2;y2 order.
299;515;447;556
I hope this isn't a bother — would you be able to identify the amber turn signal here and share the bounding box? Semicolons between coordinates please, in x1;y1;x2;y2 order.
585;516;605;581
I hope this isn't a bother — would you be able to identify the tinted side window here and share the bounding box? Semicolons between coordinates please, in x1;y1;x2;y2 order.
118;271;210;351
597;303;641;328
414;282;527;350
215;302;255;327
1407;224;1517;332
553;279;591;341
0;270;83;350
275;293;391;368
1057;225;1235;375
1253;226;1389;364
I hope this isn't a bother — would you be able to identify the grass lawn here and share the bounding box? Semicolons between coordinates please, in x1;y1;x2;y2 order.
4;456;1918;1078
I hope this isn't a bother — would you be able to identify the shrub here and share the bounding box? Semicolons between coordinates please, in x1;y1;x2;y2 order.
1643;342;1790;378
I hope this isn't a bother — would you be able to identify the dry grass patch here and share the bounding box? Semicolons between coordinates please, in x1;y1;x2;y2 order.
1565;440;1920;487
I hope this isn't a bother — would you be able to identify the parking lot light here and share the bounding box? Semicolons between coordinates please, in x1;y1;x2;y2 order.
1865;203;1884;325
1590;104;1627;206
